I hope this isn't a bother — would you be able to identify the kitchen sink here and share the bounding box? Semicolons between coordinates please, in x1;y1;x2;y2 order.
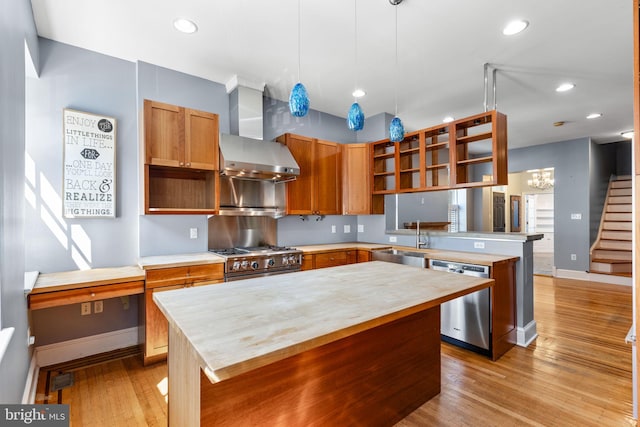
371;249;427;268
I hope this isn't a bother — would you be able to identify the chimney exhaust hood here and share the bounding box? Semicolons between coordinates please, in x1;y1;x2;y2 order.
219;133;300;182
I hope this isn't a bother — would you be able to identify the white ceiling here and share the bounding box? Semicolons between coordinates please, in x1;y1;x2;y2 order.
30;0;634;149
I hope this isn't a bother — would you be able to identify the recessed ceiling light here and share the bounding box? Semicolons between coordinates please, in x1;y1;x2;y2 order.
586;113;602;119
556;83;575;92
442;116;454;123
173;18;198;34
503;20;529;36
352;89;366;98
621;131;634;139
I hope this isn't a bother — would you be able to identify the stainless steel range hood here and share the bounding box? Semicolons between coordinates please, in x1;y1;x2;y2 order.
219;133;300;182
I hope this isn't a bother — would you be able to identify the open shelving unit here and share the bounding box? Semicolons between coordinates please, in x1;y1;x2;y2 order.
450;110;507;187
369;110;507;199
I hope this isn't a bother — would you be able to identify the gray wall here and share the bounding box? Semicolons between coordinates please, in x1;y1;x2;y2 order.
475;137;592;271
263;97;354;143
25;39;138;272
0;0;38;403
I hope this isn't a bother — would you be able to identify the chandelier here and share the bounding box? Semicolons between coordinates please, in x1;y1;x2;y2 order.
527;169;554;189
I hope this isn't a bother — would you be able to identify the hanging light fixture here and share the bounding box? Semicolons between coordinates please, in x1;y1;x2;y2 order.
527;169;554;189
289;0;309;117
347;0;365;131
389;0;404;142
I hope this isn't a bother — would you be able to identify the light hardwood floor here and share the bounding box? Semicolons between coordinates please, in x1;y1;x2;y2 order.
36;276;636;426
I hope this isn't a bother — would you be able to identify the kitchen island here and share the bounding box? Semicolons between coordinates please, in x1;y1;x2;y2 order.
154;261;494;426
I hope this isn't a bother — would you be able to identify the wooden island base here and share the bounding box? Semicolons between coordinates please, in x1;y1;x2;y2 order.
170;307;441;426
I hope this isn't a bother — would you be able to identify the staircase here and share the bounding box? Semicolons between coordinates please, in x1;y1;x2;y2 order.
590;176;632;275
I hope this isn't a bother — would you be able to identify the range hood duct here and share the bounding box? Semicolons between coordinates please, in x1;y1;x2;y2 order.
219;133;300;182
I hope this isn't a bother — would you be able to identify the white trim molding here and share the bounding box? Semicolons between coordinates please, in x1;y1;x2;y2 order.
0;327;15;365
555;269;632;286
22;354;39;404
517;320;538;347
35;326;140;367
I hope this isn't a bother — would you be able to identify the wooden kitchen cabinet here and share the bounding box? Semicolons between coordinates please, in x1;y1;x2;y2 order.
343;143;381;215
276;133;342;215
357;250;371;263
143;99;220;214
301;248;368;270
144;99;219;170
142;263;223;365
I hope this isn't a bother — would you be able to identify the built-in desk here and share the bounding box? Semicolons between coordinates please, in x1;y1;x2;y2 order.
28;266;145;310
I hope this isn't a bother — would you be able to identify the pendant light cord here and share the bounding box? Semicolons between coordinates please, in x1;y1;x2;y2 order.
354;0;358;102
394;4;398;117
297;0;301;83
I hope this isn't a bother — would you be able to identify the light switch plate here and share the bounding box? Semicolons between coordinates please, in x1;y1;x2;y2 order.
190;228;198;239
344;225;350;233
331;225;336;233
358;224;364;233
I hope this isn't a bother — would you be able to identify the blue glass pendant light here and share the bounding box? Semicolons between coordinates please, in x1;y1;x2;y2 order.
347;102;365;131
389;0;404;142
289;0;309;117
389;116;404;142
289;83;310;117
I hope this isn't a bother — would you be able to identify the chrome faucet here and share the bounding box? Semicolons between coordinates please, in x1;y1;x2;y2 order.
416;220;428;249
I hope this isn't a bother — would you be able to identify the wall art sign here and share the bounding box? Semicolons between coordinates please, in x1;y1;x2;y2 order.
63;109;116;218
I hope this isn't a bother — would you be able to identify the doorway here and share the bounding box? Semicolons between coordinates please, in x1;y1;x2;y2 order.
493;192;505;232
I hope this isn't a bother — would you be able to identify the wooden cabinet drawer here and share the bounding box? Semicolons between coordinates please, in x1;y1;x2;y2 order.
357;250;371;263
29;280;144;310
315;251;348;269
145;264;224;289
188;264;224;283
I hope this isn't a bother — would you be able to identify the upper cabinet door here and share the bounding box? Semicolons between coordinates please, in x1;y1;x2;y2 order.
343;143;372;215
315;139;342;215
278;134;315;214
144;100;184;167
185;108;219;171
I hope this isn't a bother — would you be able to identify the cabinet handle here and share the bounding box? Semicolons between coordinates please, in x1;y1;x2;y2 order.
186;163;191;166
179;162;184;166
91;292;95;297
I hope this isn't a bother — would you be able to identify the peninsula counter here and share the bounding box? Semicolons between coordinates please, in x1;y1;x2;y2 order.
154;261;494;426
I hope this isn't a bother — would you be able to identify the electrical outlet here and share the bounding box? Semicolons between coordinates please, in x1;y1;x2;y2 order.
81;302;91;316
344;225;351;233
190;228;198;239
331;225;336;233
94;300;103;313
389;236;397;243
571;254;577;261
474;241;485;249
358;224;364;233
120;296;130;310
570;213;582;220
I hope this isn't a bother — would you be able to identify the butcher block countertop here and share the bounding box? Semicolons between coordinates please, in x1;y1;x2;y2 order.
137;252;225;270
292;242;392;253
397;247;519;266
153;261;493;384
31;265;145;294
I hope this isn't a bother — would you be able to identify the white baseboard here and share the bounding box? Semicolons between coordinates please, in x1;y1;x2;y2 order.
517;320;538;347
35;327;140;368
555;269;632;286
22;353;39;404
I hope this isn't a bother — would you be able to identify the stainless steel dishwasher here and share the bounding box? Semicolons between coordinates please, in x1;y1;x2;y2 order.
429;259;491;356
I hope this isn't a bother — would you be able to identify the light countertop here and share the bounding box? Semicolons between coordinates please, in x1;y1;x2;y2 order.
137;252;225;270
292;243;392;253
31;266;145;294
153;261;493;384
